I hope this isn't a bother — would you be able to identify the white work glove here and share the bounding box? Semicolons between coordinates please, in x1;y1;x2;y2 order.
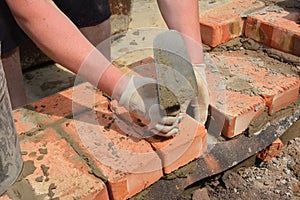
118;76;180;137
180;64;210;125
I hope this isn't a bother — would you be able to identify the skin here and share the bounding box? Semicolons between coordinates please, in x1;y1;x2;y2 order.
1;19;111;109
6;0;125;99
5;0;203;98
157;0;204;64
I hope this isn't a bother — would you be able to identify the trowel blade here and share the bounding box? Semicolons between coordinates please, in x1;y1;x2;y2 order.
154;30;198;113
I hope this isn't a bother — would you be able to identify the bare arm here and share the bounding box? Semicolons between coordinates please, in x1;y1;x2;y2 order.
5;0;126;97
157;0;204;64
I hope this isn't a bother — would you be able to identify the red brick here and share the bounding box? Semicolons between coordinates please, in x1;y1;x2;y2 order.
246;10;300;56
199;0;265;47
27;82;105;122
120;57;156;79
60;99;163;200
214;54;300;114
13;82;106;136
206;53;300;137
146;114;207;174
204;56;266;138
116;54;299;140
110;100;207;174
257;138;284;162
210;90;266;138
13;108;46;135
18;128;109;200
116;58;208;172
122;56;267;138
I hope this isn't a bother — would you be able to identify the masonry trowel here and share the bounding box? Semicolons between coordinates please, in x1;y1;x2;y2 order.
153;30;198;115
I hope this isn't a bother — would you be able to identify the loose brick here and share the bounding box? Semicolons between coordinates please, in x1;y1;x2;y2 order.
257;138;284;162
146;114;207;174
17;128;109;200
246;9;300;56
199;0;265;47
61;98;163;200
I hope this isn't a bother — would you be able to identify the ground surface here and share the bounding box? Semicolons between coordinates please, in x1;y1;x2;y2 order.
202;129;300;200
21;0;300;199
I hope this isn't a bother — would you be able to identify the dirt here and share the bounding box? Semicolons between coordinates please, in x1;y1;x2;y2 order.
204;137;300;200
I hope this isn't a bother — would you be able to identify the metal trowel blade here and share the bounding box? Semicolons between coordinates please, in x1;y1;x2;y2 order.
153;30;198;113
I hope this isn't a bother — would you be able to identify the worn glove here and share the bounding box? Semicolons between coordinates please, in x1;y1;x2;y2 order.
118;76;180;137
180;64;210;124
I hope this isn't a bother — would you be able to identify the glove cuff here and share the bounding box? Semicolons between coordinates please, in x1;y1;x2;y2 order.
192;63;207;87
118;76;135;109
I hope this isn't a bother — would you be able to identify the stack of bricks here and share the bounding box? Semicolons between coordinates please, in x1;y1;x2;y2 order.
1;0;300;199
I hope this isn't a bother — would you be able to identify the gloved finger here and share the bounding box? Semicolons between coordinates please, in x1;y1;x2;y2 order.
154;122;178;134
158;115;180;125
151;126;179;137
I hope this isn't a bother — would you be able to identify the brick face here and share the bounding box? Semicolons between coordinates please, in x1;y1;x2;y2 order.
18;128;109;200
60;101;163;200
27;82;105;121
207;90;266;138
292;33;300;56
146;114;207;174
212;54;300;115
246;10;300;56
199;0;265;47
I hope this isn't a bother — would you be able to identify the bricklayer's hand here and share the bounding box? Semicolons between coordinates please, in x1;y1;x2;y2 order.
118;76;180;137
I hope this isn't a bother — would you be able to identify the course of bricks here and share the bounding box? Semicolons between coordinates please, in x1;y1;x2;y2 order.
1;0;300;199
199;0;300;57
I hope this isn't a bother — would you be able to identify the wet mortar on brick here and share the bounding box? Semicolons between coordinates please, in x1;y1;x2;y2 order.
5;161;39;200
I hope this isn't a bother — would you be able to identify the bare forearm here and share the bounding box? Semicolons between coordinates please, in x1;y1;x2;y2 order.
6;0;123;96
157;0;204;63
